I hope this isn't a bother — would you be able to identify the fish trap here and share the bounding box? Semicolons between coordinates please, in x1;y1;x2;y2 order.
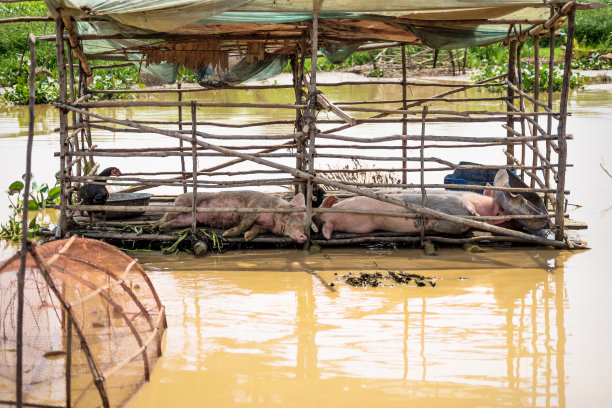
0;237;166;408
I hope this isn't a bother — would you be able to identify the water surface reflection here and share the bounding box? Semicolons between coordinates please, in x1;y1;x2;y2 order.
127;247;573;407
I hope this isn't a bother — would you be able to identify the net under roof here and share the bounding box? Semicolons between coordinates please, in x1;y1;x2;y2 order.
43;0;567;84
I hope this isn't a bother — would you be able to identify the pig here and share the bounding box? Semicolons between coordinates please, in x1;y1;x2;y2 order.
154;191;308;243
315;190;506;240
377;189;505;222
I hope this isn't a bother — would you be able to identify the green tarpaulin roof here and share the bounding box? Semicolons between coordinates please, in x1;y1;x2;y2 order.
44;0;563;84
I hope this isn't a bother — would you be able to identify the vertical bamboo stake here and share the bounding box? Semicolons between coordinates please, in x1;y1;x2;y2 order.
401;44;408;184
66;319;72;408
66;43;78;181
546;12;556;206
304;11;319;244
555;6;575;241
462;47;468;74
178;83;187;193
531;36;541;189
56;19;68;237
191;101;198;241
420;106;428;246
17;32;37;408
292;49;303;195
516;41;527;181
448;50;456;76
506;40;517;166
78;61;92;168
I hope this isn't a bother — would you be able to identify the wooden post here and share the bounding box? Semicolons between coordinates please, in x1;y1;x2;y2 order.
516;41;527;180
545;11;556;206
191;101;198;243
401;44;408;184
178;83;187;193
304;12;319;244
420;106;428;246
292;45;304;195
531;36;541;188
56;19;69;237
555;6;575;241
66;42;82;188
17;32;37;408
78;60;93;169
66;319;72;408
506;40;517;166
448;49;456;76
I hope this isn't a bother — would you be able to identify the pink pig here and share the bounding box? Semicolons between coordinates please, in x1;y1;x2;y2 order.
155;191;308;243
316;190;506;240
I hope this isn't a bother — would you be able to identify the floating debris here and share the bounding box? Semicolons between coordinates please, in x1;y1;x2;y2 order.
43;350;66;360
309;243;322;255
462;243;485;253
339;270;436;288
423;241;438;256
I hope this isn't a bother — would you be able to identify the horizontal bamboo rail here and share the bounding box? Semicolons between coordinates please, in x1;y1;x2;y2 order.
331;96;514;105
80;80;507;95
69;203;548;223
108;162;559;178
75;101;307;109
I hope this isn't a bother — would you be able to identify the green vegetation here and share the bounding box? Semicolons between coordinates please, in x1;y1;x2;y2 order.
574;0;612;48
0;175;60;241
0;1;610;105
471;62;584;92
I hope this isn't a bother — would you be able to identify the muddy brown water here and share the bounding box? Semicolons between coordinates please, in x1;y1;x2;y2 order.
1;78;611;406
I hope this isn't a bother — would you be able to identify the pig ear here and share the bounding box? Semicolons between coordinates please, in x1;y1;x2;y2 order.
289;193;305;207
483;184;495;198
322;222;333;239
320;195;339;208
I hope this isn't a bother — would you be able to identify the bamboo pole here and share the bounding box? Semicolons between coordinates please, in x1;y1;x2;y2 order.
191;101;198;243
320;74;508;136
54;104;571;248
51;264;151;381
30;240;111;408
503;125;559;178
178;83;187;193
60;11;92;83
546;11;556;206
555;6;575;240
507;40;517;165
531;35;541;189
68;203;550;222
56;19;68;237
304;12;319;243
420;106;428;246
66;318;72;408
292;45;304;196
503;149;547;190
335;96;513;105
16;33;37;408
516;41;527;181
75;100;306;109
401;44;408;184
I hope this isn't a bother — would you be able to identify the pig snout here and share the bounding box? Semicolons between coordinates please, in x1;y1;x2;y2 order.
293;231;308;243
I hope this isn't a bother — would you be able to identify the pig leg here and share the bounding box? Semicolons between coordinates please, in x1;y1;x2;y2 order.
221;215;256;238
154;213;192;231
153;212;175;230
244;224;267;241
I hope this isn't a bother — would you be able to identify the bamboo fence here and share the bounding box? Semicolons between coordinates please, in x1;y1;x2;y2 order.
17;2;582;251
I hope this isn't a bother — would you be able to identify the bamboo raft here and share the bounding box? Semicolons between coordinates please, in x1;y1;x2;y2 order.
21;1;591;251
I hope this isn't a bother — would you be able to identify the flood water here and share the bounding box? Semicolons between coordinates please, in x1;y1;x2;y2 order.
1;76;611;407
